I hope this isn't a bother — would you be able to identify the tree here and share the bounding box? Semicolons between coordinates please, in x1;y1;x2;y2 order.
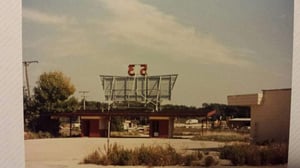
23;94;39;131
202;103;250;119
28;71;78;136
79;100;108;111
110;117;124;131
34;71;75;111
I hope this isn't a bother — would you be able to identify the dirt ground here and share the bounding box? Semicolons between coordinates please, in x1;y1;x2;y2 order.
25;137;287;168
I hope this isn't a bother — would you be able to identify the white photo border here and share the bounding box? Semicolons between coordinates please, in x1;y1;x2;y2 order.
0;0;299;167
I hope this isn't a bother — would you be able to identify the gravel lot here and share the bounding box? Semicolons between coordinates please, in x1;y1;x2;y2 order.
25;137;287;168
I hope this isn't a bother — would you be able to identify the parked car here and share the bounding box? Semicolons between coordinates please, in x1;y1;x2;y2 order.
185;119;198;124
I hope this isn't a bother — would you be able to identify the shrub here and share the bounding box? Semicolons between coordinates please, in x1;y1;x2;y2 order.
83;150;102;165
220;143;288;166
260;143;288;165
83;143;199;166
204;155;217;167
136;144;152;165
37;131;53;138
220;144;247;165
181;151;202;166
24;131;53;139
110;117;124;131
245;146;261;166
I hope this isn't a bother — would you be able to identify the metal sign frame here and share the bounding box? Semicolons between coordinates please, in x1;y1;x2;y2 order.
99;74;178;111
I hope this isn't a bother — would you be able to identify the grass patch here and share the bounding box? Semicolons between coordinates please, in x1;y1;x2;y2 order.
191;134;249;142
174;127;203;135
190;130;250;142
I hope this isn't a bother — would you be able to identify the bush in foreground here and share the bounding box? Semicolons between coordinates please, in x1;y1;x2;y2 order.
82;143;204;166
220;143;288;166
204;155;218;167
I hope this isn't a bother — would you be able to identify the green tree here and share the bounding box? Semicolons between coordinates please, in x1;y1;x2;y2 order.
80;100;108;111
110;116;124;131
29;71;78;136
23;94;39;131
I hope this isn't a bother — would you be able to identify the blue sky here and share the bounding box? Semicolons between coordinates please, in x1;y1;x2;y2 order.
23;0;293;107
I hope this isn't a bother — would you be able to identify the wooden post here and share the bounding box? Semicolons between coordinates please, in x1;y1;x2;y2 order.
201;119;204;136
107;115;111;155
206;116;208;132
69;116;72;137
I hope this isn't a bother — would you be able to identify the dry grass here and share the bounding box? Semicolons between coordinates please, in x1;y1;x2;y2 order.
188;130;250;142
220;143;288;166
174;126;251;143
82;143;206;166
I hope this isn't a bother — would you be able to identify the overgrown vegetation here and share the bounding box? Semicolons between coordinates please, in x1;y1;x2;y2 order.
83;142;288;166
174;128;250;142
110;117;124;131
82;143;204;166
220;143;288;166
191;134;249;142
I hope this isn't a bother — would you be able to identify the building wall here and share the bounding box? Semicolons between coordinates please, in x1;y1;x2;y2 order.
251;89;291;143
228;94;260;106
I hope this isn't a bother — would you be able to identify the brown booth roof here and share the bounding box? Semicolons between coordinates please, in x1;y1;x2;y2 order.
52;109;211;118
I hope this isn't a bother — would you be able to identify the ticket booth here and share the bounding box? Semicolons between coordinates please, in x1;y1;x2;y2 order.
80;116;108;137
149;116;174;138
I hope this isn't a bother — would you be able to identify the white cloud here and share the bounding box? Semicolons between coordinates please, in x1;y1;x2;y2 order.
23;8;75;25
98;0;251;66
24;0;252;67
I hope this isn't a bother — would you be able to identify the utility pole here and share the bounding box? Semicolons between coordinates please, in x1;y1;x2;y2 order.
78;90;89;137
79;91;89;110
23;61;38;98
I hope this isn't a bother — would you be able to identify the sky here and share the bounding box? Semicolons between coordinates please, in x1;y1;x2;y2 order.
22;0;293;107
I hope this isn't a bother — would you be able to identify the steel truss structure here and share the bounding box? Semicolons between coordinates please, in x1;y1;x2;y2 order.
99;74;178;111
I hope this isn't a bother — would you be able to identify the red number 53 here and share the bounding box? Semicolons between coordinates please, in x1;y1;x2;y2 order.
128;64;147;76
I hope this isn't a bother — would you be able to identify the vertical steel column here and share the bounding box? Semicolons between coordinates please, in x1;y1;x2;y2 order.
155;76;162;111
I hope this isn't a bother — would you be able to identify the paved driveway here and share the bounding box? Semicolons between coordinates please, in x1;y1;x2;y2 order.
25;138;286;168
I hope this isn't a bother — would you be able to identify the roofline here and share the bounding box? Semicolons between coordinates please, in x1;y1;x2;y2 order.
99;74;178;78
227;93;258;97
51;109;211;118
227;88;291;97
262;88;291;91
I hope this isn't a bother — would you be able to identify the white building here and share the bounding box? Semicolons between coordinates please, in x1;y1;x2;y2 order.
228;88;291;143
